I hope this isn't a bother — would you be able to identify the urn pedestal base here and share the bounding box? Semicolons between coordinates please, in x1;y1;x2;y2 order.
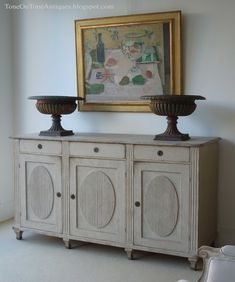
154;116;190;141
39;115;74;136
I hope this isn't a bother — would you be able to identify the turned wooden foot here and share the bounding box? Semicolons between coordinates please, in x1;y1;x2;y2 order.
125;248;134;260
188;256;199;270
63;239;72;249
13;227;23;240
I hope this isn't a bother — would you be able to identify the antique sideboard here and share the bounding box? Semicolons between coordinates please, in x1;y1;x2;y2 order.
12;133;219;268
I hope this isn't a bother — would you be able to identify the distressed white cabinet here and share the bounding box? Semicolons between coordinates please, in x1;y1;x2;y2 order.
19;154;62;234
134;162;190;253
12;133;219;267
69;158;126;244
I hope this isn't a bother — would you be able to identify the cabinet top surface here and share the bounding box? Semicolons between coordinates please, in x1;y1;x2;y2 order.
12;133;220;147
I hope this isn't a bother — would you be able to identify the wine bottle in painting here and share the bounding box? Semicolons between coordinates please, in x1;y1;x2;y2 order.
96;33;105;63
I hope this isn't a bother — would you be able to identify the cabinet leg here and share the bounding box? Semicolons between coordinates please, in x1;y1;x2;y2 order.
125;248;134;260
188;256;199;270
13;227;23;240
63;239;72;249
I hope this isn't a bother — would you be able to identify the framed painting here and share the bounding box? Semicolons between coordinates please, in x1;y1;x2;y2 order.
75;11;182;112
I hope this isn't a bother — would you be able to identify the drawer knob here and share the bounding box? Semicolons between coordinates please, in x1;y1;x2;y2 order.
135;201;141;207
93;147;99;153
71;194;76;200
157;150;163;156
37;144;43;149
56;192;61;198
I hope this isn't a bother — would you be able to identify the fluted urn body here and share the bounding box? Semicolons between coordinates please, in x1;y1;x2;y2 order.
28;96;83;136
141;95;205;141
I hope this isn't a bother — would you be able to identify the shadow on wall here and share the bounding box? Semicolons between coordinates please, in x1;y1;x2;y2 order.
216;138;235;245
196;102;235;245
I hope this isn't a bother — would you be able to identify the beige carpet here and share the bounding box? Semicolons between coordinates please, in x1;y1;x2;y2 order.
0;220;201;282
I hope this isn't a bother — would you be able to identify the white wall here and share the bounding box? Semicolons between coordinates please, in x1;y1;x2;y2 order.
0;6;14;221
7;0;235;245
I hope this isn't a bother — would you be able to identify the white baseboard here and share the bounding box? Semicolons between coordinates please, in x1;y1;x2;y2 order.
0;200;14;222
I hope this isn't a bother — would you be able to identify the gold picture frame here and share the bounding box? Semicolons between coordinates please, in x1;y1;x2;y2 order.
75;10;182;112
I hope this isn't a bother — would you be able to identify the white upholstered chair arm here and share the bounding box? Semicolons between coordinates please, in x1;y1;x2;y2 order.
177;246;235;282
221;245;235;257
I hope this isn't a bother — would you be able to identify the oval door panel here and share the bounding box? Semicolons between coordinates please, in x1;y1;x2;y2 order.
80;171;116;229
144;175;179;237
28;166;54;220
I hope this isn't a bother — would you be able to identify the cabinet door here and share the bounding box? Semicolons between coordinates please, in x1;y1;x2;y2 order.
134;162;190;253
70;158;126;244
19;154;62;233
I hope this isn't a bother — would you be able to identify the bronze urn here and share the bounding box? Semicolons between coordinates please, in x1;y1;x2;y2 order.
28;96;84;136
141;95;206;141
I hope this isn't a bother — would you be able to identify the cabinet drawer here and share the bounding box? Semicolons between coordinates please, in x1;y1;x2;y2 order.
19;140;61;155
134;145;189;162
70;142;125;159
